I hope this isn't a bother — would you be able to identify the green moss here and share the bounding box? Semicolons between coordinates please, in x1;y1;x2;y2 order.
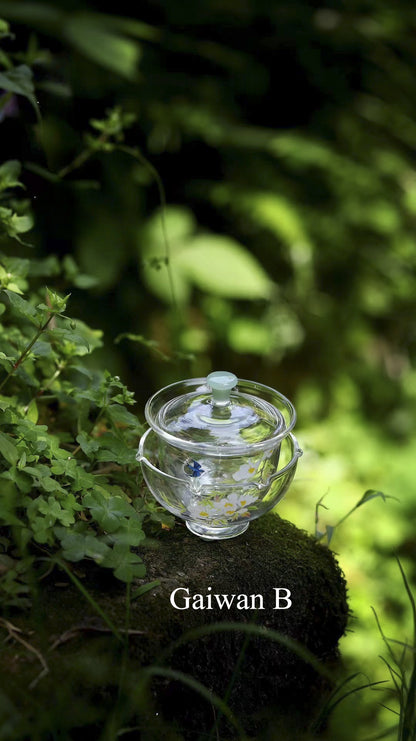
132;514;348;738
0;515;348;740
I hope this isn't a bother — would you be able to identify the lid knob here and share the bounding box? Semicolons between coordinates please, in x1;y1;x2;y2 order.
206;371;238;406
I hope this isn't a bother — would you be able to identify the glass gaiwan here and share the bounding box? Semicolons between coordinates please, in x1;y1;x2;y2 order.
137;371;302;541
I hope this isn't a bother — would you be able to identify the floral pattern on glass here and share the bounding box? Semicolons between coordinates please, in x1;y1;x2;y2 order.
232;460;259;481
187;492;258;525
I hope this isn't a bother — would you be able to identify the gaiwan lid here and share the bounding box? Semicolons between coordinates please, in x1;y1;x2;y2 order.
145;371;296;455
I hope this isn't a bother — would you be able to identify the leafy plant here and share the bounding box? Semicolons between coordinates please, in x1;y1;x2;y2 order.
314;489;397;547
0;163;174;609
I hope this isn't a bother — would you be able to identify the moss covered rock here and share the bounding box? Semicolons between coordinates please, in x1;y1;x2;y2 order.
130;513;349;738
0;515;348;740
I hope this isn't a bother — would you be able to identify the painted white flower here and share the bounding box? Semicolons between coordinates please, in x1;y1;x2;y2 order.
220;492;258;517
187;499;223;522
187;491;258;523
232;460;259;482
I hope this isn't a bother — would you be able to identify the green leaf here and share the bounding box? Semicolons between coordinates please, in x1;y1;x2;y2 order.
0;207;33;243
69;466;96;493
46;321;102;355
75;431;100;457
60;532;110;563
37;496;64;520
38;475;66;494
3;289;40;324
0;351;14;371
95;433;137;465
57;509;75;526
106;403;142;430
64;14;141;80
0;160;23;193
143;206;196;245
140;206;196;305
101;543;145;582
26;399;38;423
27;255;60;277
17;451;26;470
0;18;11;38
131;580;160;601
2;467;32;494
141;210;272;303
177;235;272;299
0;2;62;25
227;317;272;355
84;491;139;532
0;431;18;465
62;255;98;289
114;561;146;582
0;65;39;118
149;508;176;529
31;339;52;357
106;518;145;547
60;532;86;561
30;515;55;544
356;489;394;507
247;193;310;246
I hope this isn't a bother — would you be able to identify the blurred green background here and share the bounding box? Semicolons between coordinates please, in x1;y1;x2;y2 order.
1;0;416;736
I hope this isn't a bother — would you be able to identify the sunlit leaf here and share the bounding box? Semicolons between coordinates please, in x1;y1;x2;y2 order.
64;14;141;80
0;17;11;38
356;489;392;507
227;317;272;355
140;206;195;305
26;399;38;424
177;235;272;299
247;193;310;246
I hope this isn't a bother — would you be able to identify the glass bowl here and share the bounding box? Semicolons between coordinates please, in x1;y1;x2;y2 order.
137;372;302;540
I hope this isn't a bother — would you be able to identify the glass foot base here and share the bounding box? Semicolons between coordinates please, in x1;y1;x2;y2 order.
186;520;250;541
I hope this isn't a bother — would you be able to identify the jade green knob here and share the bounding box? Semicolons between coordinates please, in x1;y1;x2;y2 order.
206;371;238;405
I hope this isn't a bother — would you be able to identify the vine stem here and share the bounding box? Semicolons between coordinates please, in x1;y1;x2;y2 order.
0;315;53;393
57;132;108;179
36;361;67;396
119;144;180;318
41;123;181;324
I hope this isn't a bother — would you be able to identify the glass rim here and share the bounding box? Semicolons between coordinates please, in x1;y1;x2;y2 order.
144;376;297;456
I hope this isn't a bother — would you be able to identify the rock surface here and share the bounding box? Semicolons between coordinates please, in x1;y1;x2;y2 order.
1;515;348;740
131;514;349;738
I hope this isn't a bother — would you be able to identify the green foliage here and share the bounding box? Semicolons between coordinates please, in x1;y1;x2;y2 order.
0;6;415;736
314;489;396;546
141;206;272;305
0;250;175;607
0;64;39;117
0;161;33;245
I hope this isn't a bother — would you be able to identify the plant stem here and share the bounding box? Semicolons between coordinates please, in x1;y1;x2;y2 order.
54;558;122;641
57;133;108;179
119;144;179;317
22;362;67;411
57;148;93;179
0;316;53;393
